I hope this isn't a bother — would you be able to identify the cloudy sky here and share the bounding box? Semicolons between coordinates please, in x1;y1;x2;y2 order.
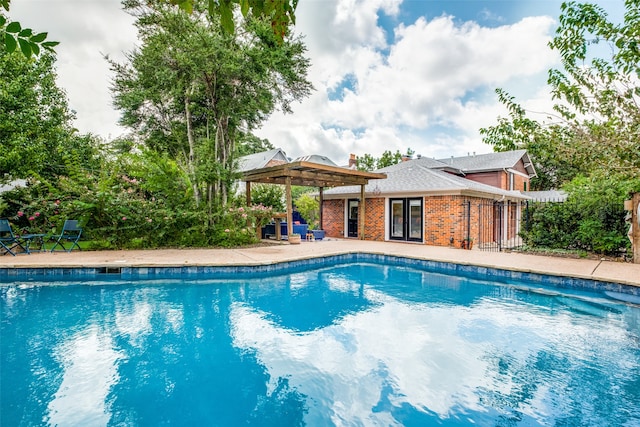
8;0;623;164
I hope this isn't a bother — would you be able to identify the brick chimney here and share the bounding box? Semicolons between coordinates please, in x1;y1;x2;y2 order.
349;153;357;168
401;154;412;162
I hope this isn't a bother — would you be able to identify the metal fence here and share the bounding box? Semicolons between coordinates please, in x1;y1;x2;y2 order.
464;200;527;252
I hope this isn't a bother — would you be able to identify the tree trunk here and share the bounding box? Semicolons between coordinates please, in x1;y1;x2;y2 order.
184;91;200;206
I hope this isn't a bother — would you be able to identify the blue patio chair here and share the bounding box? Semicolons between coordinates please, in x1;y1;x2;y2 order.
50;220;83;253
0;219;27;256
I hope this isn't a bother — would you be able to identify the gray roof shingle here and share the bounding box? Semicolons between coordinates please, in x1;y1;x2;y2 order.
238;148;288;172
436;149;531;173
324;162;528;200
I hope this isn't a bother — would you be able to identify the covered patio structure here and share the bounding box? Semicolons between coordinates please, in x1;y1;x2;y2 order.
242;160;386;240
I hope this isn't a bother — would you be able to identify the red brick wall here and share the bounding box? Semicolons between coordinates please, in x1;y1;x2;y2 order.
363;198;385;241
323;195;498;248
322;199;344;237
423;195;479;247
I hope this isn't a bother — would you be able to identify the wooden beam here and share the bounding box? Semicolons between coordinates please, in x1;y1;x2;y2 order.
243;171;369;187
285;176;293;238
319;187;324;230
245;181;251;206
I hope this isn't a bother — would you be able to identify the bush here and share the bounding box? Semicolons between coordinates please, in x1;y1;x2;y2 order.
521;174;640;256
294;193;319;229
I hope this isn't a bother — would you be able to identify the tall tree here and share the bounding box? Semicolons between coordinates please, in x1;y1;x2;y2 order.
111;1;311;215
481;0;640;189
0;48;96;180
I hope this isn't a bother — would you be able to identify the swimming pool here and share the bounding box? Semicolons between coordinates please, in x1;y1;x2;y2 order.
1;257;639;426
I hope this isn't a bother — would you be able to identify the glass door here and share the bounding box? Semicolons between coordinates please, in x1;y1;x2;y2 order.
390;199;404;239
347;199;359;237
390;198;422;241
408;199;423;241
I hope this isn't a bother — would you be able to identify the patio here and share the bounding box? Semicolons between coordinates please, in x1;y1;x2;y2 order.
1;239;638;287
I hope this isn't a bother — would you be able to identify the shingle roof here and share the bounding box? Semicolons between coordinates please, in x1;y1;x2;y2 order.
377;156;450;172
436;149;533;174
292;154;338;167
238;148;288;172
324;162;528;200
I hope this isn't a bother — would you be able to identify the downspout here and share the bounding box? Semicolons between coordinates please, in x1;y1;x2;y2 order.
466;200;471;247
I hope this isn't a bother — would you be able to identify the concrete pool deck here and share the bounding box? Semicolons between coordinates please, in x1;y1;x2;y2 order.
1;239;638;287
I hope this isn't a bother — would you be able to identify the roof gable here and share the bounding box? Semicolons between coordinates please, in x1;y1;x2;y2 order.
238;148;288;172
436;149;535;176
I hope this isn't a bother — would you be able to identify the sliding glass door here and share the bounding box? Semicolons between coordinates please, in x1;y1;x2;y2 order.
390;198;423;242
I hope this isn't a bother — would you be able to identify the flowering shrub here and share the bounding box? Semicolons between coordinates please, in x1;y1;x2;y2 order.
215;204;274;246
12;198;63;235
0;153;278;249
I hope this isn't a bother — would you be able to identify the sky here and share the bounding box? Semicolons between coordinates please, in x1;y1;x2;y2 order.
7;0;625;165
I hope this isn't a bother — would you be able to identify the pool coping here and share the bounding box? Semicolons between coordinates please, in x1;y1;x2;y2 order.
1;240;638;295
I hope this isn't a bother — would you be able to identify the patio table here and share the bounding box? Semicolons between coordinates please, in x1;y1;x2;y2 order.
23;234;48;254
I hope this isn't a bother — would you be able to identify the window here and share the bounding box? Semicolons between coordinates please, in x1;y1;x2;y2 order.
389;198;422;242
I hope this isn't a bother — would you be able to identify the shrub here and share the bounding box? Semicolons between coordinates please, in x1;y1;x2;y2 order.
521;174;640;256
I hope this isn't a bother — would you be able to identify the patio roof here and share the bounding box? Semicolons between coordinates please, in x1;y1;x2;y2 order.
241;160;386;188
242;161;387;240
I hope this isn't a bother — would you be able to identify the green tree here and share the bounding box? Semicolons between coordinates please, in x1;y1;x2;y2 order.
480;89;581;190
111;2;311;217
247;183;285;211
356;148;414;171
295;192;318;229
235;133;275;157
483;1;640;255
159;0;298;43
481;1;639;188
522;173;640;255
0;48;98;180
356;153;377;171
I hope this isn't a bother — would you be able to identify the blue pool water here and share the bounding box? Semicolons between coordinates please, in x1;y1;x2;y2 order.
2;262;640;426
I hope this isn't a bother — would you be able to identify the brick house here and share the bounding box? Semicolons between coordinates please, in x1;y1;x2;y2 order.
322;150;535;249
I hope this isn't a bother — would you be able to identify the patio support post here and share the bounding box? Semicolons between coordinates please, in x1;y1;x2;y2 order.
286;176;293;237
319;187;324;230
359;184;366;240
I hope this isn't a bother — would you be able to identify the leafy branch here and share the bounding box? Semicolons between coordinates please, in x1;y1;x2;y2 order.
161;0;298;42
1;2;59;57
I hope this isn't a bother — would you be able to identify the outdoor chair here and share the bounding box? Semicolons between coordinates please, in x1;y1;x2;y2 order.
50;220;83;253
0;219;27;256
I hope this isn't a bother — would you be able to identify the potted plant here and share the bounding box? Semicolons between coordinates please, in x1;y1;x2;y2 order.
461;238;474;250
288;233;301;244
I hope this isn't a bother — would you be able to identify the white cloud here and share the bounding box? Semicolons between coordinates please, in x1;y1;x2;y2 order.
258;6;559;163
8;0;560;163
8;0;138;140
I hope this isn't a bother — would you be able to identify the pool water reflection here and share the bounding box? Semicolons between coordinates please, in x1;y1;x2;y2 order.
1;263;639;426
